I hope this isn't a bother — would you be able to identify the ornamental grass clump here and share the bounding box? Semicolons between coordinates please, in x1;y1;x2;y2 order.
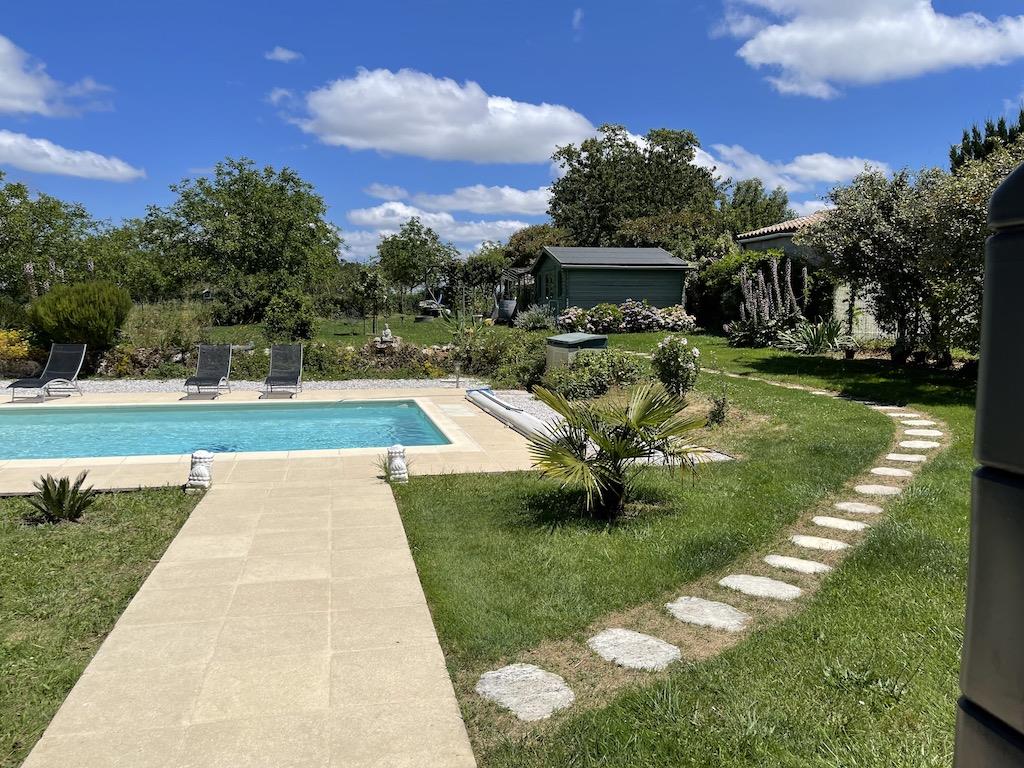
527;383;706;521
651;335;701;396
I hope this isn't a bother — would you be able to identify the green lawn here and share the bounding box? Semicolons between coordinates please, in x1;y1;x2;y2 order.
0;490;198;768
394;342;974;767
207;313;454;348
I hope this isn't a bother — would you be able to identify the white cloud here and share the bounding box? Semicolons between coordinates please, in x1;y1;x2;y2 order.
694;144;887;192
266;87;294;106
264;46;302;63
411;184;550;215
364;182;408;201
790;198;831;216
723;1;1024;97
296;68;595;163
0;129;144;181
572;8;584;30
0;34;109;116
343;201;528;261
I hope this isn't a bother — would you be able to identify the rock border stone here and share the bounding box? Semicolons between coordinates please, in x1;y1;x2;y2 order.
586;629;681;671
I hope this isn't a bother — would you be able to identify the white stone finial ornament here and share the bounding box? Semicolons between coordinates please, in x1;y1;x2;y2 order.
185;450;214;492
387;444;408;483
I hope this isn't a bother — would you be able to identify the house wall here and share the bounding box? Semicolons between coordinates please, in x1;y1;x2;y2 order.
532;255;563;310
739;234;824;267
565;269;684;309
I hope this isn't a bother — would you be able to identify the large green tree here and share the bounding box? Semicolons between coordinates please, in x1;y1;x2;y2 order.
548;124;721;253
142;158;342;323
719;178;793;235
376;217;458;313
950;109;1024;171
0;172;96;303
504;223;571;268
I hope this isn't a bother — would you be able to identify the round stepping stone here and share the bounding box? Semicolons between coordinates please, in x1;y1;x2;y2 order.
871;466;913;477
810;390;832;396
901;419;936;427
719;574;802;601
835;501;882;515
904;428;943;437
886;453;927;463
665;596;751;632
791;534;849;551
475;663;575;721
869;405;902;411
586;629;680;671
887;412;921;418
855;484;901;496
764;554;832;574
813;515;869;532
900;440;940;449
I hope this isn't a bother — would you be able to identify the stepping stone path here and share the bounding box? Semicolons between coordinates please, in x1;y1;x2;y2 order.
665;596;750;632
855;483;902;496
887;452;927;463
792;534;849;551
835;501;882;515
887;412;922;419
901;440;941;449
869;405;902;411
871;466;913;477
476;663;575;721
905;428;943;437
586;629;681;671
764;554;831;574
813;515;869;532
901;419;936;426
719;574;802;601
811;390;832;396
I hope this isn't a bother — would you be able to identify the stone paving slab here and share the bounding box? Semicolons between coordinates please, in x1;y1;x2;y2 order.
900;439;941;449
792;534;849;552
586;628;681;671
665;596;751;632
475;663;575;721
813;515;869;532
871;466;913;477
904;428;944;437
718;574;802;601
763;554;832;574
855;484;902;496
834;501;883;515
886;452;928;463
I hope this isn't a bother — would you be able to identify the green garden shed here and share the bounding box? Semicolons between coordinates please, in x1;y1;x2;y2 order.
529;246;694;311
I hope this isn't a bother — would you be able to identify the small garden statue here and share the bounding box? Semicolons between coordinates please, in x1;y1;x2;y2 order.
374;324;398;352
185;450;214;493
387;444;409;483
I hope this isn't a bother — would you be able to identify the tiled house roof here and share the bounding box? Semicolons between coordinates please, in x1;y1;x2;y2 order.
736;210;829;241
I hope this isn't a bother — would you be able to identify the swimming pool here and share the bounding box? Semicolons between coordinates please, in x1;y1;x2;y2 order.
0;400;450;459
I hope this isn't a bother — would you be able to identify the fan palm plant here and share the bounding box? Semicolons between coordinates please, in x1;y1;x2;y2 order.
527;383;706;520
25;471;98;524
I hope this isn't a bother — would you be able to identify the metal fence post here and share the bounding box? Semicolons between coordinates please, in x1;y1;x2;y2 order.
955;164;1024;763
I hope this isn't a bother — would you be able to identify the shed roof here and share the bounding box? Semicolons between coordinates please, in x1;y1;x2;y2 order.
535;246;693;272
736;211;828;241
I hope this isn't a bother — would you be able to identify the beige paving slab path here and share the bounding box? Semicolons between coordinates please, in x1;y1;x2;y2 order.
11;388;535;768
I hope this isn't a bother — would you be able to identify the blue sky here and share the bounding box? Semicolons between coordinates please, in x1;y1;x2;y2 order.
2;0;1024;259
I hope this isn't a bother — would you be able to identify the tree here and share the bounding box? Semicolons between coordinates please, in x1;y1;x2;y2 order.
719;178;793;235
950;108;1024;171
376;218;458;313
0;172;97;303
505;223;571;268
798;169;937;364
459;241;508;313
141;158;342;322
548;124;721;252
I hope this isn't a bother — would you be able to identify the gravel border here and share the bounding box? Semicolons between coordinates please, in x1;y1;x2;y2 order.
0;378;486;394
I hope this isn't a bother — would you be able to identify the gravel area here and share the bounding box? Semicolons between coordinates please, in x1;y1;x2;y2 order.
0;378;486;394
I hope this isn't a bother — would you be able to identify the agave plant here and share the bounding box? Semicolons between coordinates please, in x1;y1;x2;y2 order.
527;383;706;520
776;317;854;355
25;471;98;524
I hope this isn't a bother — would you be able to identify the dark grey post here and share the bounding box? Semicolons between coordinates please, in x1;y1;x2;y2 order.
955;164;1024;763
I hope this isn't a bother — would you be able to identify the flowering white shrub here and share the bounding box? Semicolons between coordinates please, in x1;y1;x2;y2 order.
651;335;701;396
558;301;698;334
658;304;697;332
557;306;588;332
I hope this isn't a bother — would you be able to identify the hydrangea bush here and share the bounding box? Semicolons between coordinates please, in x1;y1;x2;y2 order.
651;335;701;396
557;300;697;334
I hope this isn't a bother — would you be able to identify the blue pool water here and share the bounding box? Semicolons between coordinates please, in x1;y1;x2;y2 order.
0;400;450;459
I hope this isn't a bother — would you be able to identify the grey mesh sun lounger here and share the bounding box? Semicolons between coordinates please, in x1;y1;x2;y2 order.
263;344;303;397
184;344;232;396
8;343;86;402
